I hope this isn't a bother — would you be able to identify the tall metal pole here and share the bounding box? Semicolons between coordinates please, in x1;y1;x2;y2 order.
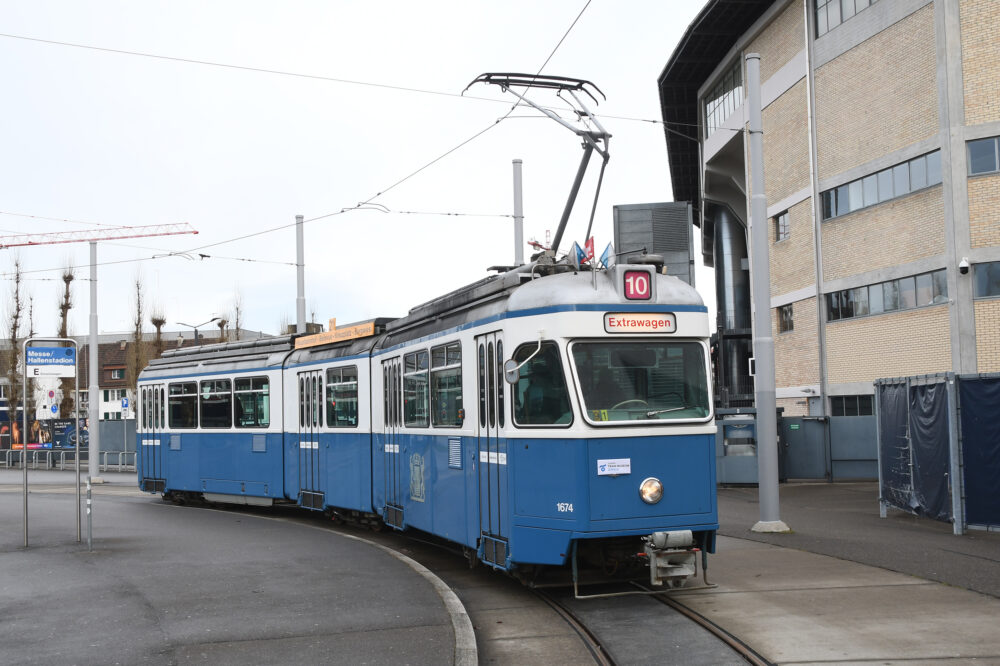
75;363;81;542
295;214;305;334
89;241;102;484
747;53;789;533
22;341;29;547
512;159;524;265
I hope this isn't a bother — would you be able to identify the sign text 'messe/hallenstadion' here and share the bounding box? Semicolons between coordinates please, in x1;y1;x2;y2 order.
603;313;677;334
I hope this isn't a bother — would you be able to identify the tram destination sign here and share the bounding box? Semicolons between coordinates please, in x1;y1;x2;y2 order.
603;312;676;334
25;346;77;377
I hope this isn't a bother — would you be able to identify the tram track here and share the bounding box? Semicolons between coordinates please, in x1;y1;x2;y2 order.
534;589;616;666
643;588;773;666
156;498;764;665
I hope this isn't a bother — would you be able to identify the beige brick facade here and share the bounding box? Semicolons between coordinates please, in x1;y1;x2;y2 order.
777;397;810;417
821;186;945;282
773;296;820;387
975;299;1000;372
814;5;938;179
961;0;1000;125
826;306;951;384
762;79;811;204
748;0;805;83
968;174;1000;249
770;199;815;296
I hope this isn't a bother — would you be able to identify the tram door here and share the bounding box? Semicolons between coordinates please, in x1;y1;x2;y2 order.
381;357;404;528
476;332;509;568
297;370;324;509
139;384;166;491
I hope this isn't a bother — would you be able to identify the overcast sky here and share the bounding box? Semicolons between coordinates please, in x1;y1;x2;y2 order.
0;0;708;339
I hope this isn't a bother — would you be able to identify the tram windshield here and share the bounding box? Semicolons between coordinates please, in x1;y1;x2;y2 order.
571;341;710;423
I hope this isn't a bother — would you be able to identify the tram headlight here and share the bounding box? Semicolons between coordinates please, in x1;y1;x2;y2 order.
639;477;663;504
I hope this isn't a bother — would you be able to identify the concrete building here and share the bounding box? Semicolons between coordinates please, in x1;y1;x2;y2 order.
659;0;1000;418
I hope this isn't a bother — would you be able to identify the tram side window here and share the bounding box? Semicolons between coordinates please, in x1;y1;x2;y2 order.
404;350;429;427
431;342;462;427
168;382;198;429
200;379;232;428
326;366;358;427
234;377;269;428
512;342;572;426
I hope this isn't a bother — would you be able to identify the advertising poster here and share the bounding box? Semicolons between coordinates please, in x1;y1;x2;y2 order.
50;419;89;449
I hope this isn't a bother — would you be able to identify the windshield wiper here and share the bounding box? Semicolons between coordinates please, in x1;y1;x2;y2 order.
645;406;688;417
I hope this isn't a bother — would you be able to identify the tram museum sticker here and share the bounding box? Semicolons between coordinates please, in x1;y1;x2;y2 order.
597;458;631;476
603;312;676;334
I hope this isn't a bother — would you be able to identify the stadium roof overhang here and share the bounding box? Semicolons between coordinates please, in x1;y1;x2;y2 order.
657;0;774;226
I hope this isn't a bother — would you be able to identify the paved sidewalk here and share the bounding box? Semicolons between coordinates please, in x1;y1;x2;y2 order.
669;482;1000;664
1;473;473;665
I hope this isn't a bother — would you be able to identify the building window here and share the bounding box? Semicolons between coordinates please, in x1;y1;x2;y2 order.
774;211;789;242
703;60;742;139
974;261;1000;298
821;151;941;221
827;269;947;322
968;137;1000;176
778;304;794;332
110;368;124;380
831;395;874;416
816;0;877;37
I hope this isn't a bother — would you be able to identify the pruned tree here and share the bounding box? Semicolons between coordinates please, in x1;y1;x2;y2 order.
58;265;76;418
216;317;228;343
125;276;149;406
4;258;26;439
150;307;167;359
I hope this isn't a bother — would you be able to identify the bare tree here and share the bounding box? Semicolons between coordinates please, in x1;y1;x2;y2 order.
150;307;167;359
58;265;76;418
125;276;149;404
4;258;26;440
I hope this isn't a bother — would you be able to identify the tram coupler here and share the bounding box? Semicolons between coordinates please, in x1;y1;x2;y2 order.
643;530;697;588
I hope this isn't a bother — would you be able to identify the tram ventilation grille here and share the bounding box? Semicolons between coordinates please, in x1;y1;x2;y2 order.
448;438;462;469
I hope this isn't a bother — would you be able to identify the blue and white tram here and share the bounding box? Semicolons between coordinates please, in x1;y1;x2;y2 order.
137;257;718;588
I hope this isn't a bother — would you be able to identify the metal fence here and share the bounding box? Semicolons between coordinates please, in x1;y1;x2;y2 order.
875;373;1000;534
1;419;137;472
2;449;135;472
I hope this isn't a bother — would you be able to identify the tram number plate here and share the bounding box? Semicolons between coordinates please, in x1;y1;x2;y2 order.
623;270;652;300
556;503;574;513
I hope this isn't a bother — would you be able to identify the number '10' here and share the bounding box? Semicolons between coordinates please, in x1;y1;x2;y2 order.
624;271;651;300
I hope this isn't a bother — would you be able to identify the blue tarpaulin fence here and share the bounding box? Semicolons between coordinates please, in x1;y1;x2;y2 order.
875;373;1000;534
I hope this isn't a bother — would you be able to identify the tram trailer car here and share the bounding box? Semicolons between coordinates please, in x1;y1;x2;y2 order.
137;257;718;589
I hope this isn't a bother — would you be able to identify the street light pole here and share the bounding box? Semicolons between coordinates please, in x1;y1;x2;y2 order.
177;318;220;346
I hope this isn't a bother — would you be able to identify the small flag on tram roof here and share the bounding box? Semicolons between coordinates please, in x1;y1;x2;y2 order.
569;242;584;270
600;242;615;269
584;237;595;262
